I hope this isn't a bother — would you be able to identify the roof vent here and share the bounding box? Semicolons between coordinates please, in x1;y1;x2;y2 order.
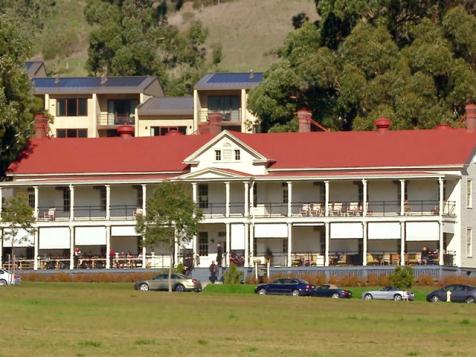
116;125;134;139
466;102;476;132
249;69;254;79
374;117;391;133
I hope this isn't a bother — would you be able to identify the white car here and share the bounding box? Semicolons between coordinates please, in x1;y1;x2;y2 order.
0;270;21;286
362;286;414;301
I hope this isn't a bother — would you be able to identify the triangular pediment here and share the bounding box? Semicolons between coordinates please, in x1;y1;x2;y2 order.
178;167;250;180
183;130;268;165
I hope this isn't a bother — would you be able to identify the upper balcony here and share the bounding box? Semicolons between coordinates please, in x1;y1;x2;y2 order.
97;113;135;127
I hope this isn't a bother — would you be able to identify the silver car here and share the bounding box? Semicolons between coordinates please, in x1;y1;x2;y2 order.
362;286;414;301
134;273;202;292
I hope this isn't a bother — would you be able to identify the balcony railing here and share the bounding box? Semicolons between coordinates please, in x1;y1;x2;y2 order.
74;206;106;220
110;205;141;220
199;108;242;122
251;203;287;217
200;203;245;217
98;113;135;127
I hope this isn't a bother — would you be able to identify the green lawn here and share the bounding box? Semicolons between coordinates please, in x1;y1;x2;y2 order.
0;283;475;356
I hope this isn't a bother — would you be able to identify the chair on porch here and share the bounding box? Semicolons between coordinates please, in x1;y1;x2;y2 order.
332;202;343;216
366;253;378;265
407;253;421;265
382;253;391;265
300;204;310;216
347;202;360;216
310;203;322;216
390;254;400;265
43;208;56;221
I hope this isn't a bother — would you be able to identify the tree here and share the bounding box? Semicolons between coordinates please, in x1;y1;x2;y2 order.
389;266;414;289
136;182;202;292
0;15;38;177
1;194;35;278
248;1;476;132
84;0;217;95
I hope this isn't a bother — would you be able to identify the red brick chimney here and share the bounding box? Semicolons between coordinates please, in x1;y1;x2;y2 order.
117;125;134;139
34;113;49;138
374;117;391;133
466;103;476;131
297;108;312;133
208;112;223;136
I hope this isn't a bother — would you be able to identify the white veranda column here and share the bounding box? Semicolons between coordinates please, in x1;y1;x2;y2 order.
324;181;330;217
106;226;111;269
69;226;74;270
362;179;368;216
362;222;367;266
141;184;147;214
400;221;405;265
225;182;230;218
439;222;444;265
249;224;254;264
244;223;249;267
69;184;75;221
33;186;39;219
325;222;330;266
400;180;406;216
142;237;146;269
287;181;293;217
0;186;3;218
287;223;292;267
225;223;230;266
33;229;39;270
105;185;111;220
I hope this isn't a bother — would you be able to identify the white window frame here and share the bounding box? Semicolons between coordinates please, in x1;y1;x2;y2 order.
467;228;473;258
467;179;472;208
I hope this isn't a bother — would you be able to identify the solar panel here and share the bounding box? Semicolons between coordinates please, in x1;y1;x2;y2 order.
207;73;263;84
32;76;148;88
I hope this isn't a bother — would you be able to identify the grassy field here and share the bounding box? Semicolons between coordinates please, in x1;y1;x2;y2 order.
0;283;475;356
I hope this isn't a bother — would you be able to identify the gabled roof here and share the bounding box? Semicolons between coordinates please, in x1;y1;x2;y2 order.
194;72;263;90
31;76;163;96
8;128;476;178
137;96;193;117
25;61;46;78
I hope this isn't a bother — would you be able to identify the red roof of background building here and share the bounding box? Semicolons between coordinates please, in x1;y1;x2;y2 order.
8;134;212;175
7;128;476;176
234;129;476;169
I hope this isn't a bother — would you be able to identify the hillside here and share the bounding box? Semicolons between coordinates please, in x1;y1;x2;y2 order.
33;0;317;76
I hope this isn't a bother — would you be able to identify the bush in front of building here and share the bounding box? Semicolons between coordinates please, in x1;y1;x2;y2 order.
389;266;414;289
224;263;243;285
20;272;157;283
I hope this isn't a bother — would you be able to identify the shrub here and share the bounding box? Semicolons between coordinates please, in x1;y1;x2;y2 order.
389;266;414;289
416;274;435;286
175;263;185;274
224;264;242;285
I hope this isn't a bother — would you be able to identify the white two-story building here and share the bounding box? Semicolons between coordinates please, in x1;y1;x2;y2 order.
2;106;476;272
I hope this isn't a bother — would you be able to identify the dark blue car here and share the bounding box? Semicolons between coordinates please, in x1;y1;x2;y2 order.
255;278;314;296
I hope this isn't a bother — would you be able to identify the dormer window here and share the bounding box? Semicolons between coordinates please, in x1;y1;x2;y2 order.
235;149;240;160
215;150;221;161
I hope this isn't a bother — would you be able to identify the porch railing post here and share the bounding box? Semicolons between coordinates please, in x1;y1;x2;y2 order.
325;181;330;217
324;222;330;266
287;223;292;267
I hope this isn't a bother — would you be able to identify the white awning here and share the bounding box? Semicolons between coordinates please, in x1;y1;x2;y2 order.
330;223;363;239
368;222;401;240
111;226;138;237
406;222;439;241
231;224;245;250
2;229;34;247
39;227;70;249
75;227;107;246
254;224;288;238
443;222;455;234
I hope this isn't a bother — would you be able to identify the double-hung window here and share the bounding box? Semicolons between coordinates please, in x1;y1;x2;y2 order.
467;228;473;258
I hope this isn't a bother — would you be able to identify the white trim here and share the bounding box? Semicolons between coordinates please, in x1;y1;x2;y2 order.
268;165;464;172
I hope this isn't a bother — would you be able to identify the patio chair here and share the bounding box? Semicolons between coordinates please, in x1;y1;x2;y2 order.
300;204;310;216
43;208;56;221
310;203;322;216
390;254;400;265
366;254;378;265
382;253;391;265
332;202;343;216
348;202;360;216
407;253;421;265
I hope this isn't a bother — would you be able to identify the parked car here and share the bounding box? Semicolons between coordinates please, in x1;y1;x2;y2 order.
134;273;202;292
310;284;352;299
426;284;476;303
0;270;20;286
362;286;414;301
255;278;314;296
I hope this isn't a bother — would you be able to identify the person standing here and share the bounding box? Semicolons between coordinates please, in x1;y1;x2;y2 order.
209;261;218;283
73;247;81;269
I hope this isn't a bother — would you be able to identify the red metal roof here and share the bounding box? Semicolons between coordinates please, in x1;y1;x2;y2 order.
8;135;212;175
8;128;476;177
234;129;476;169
